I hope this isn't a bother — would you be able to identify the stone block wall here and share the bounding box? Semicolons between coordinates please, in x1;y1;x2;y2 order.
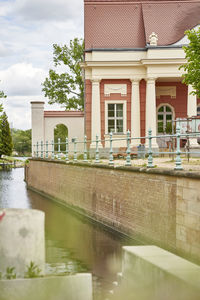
26;159;200;262
176;177;200;261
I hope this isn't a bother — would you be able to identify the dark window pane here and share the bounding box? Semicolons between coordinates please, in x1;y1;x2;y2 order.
158;122;164;133
116;110;123;117
197;107;200;116
108;104;114;111
108;110;114;117
158;107;164;112
108;119;115;133
165;122;172;133
117;120;123;133
116;104;123;111
108;119;114;126
166;106;172;112
158;114;163;120
166;114;172;120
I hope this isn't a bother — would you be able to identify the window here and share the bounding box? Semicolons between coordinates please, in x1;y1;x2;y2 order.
105;101;126;134
108;103;123;133
197;106;200;116
157;105;173;133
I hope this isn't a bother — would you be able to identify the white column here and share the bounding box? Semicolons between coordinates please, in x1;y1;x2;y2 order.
187;85;197;117
31;101;45;156
187;85;199;147
91;79;102;147
130;78;140;147
145;78;158;148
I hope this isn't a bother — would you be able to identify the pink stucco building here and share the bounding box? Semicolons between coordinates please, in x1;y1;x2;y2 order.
82;0;200;148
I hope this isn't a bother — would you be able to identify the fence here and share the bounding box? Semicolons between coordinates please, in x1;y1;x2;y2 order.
33;126;200;170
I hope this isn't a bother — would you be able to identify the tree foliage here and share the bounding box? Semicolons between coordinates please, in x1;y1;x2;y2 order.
0;112;13;158
180;27;200;97
0;89;6;113
42;38;84;110
12;129;31;156
54;124;68;152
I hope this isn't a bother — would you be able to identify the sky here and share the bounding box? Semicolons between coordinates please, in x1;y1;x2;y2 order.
0;0;83;129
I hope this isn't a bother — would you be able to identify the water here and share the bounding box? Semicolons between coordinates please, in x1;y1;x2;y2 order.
0;168;142;299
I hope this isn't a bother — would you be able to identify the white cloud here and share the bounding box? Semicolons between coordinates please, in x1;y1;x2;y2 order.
0;63;46;96
0;0;83;129
6;0;83;22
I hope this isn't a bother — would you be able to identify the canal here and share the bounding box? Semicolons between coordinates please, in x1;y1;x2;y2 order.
0;168;142;299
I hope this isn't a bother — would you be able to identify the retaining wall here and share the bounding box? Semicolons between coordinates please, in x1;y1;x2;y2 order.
25;159;200;262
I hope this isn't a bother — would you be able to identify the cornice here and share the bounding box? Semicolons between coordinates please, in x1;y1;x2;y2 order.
82;61;141;67
81;58;186;68
141;58;186;65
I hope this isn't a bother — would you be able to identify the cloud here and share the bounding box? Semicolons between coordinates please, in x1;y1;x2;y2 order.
1;94;63;130
7;0;83;22
0;63;46;96
0;0;83;129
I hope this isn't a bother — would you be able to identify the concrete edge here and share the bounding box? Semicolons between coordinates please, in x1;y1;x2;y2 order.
0;273;92;283
122;246;200;290
30;158;200;180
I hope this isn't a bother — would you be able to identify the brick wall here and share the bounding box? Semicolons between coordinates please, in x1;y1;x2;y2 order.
26;160;200;263
156;82;188;118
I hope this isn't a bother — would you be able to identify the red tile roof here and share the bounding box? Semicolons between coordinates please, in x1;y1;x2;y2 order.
84;0;200;49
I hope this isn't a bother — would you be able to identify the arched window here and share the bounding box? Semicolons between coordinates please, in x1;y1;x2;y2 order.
197;105;200;116
157;105;173;133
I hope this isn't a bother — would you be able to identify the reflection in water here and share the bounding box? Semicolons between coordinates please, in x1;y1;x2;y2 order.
0;168;142;299
0;168;31;209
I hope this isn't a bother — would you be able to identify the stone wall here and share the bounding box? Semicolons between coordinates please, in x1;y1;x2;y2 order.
25;159;200;262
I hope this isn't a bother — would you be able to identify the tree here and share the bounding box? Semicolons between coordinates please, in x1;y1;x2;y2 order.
12;129;31;156
0;112;13;158
180;27;200;97
0;89;6;112
42;38;84;110
54;124;68;152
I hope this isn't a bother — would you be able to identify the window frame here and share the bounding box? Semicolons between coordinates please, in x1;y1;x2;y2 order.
105;100;127;134
157;104;174;134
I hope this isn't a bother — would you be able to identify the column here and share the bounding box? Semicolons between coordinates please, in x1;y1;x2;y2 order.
91;78;102;148
31;101;45;156
130;78;140;147
187;85;197;117
187;85;199;147
145;78;158;148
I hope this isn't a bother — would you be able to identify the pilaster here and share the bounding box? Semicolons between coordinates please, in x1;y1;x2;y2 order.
145;77;158;148
187;85;197;117
91;78;102;148
31;101;45;156
130;78;141;147
187;85;199;147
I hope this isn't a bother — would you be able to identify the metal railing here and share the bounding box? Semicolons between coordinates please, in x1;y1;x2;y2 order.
33;126;200;170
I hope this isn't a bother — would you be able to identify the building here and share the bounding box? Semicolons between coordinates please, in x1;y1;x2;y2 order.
82;0;200;148
31;102;84;155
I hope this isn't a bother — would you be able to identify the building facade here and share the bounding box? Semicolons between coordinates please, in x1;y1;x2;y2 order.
31;102;84;155
82;0;200;148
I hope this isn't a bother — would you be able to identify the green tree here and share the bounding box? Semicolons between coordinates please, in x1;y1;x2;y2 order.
54;124;68;152
0;89;6;112
42;38;84;110
12;129;31;156
0;112;13;158
180;27;200;97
